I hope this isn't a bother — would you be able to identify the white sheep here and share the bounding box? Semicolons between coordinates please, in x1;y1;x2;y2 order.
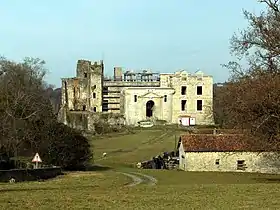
136;162;142;169
9;178;15;183
102;152;107;157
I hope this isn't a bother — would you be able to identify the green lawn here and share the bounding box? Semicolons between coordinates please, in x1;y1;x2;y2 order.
0;128;280;209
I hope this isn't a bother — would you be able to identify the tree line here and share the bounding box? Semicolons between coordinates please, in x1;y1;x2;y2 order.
214;0;280;150
0;57;92;170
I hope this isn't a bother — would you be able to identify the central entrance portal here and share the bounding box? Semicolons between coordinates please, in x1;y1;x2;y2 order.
146;100;155;117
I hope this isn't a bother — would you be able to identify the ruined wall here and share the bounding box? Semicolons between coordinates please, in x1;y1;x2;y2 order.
122;87;175;125
103;81;160;87
88;112;125;134
103;86;121;113
62;78;88;111
76;60;104;112
114;67;123;81
65;111;89;131
103;80;160;114
61;111;125;133
166;70;214;125
60;59;214;129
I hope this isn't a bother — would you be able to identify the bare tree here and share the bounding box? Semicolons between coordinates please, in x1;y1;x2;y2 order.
0;57;54;162
220;0;280;149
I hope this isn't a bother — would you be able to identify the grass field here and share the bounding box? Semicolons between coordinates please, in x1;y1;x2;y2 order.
0;128;280;209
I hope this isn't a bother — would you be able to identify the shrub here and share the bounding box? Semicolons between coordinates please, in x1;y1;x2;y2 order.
42;122;93;170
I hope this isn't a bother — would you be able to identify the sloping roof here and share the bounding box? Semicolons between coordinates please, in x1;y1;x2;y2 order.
180;134;257;152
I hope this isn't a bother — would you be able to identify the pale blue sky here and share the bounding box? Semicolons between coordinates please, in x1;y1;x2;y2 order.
1;0;264;87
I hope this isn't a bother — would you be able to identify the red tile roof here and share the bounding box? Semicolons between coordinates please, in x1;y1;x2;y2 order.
180;134;255;152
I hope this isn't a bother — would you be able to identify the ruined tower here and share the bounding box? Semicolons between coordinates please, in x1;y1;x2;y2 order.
76;59;104;112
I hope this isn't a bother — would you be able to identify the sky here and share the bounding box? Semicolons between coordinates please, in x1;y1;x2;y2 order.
0;0;265;87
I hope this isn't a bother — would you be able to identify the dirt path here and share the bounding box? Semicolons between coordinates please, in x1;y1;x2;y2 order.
118;172;143;187
118;171;158;187
130;172;158;186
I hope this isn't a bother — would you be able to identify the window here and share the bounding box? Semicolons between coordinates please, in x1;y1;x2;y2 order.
134;95;137;102
181;100;187;111
82;105;86;111
103;87;108;95
84;72;87;78
93;93;96;98
197;86;202;95
237;160;246;170
93;107;96;112
93;85;96;89
164;95;167;102
215;159;220;165
197;100;202;111
181;86;186;95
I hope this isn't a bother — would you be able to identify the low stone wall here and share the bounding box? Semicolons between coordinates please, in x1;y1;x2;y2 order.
0;167;62;182
189;129;245;134
88;112;126;134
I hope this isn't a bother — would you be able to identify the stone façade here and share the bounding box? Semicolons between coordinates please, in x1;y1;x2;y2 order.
58;59;214;131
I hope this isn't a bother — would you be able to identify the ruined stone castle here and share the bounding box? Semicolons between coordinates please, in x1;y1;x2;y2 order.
59;59;214;131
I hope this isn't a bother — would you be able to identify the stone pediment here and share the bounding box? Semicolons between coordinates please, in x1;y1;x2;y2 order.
138;91;163;98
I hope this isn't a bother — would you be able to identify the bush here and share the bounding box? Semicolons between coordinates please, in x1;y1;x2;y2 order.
42;122;93;170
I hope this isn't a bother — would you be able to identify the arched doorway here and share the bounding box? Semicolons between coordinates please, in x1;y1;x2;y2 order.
146;100;154;117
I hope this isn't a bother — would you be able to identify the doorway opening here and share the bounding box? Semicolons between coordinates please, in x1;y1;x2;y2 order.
146;100;154;117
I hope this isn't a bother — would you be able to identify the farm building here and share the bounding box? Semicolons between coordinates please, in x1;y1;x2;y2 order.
178;134;280;174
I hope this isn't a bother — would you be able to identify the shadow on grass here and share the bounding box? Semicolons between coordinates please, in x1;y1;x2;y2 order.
253;178;280;183
84;164;112;171
0;185;99;193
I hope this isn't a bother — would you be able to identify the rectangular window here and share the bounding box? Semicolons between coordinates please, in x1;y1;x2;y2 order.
197;100;202;111
181;100;187;111
93;85;96;89
84;72;87;78
215;159;220;165
102;100;108;112
164;95;167;102
134;95;137;102
103;87;108;95
93;93;96;98
82;105;86;111
93;107;97;112
237;160;246;170
181;86;186;95
197;86;202;95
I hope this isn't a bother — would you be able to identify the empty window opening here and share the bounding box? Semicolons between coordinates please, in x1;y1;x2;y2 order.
82;105;86;111
181;100;187;111
84;72;87;78
103;87;108;95
197;100;202;111
181;86;187;95
134;95;137;102
215;159;220;165
237;160;246;170
93;85;96;89
93;107;96;112
197;86;202;95
164;95;167;102
146;100;154;117
93;93;96;98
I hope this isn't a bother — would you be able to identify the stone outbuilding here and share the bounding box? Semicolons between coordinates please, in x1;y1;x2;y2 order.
178;134;280;174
